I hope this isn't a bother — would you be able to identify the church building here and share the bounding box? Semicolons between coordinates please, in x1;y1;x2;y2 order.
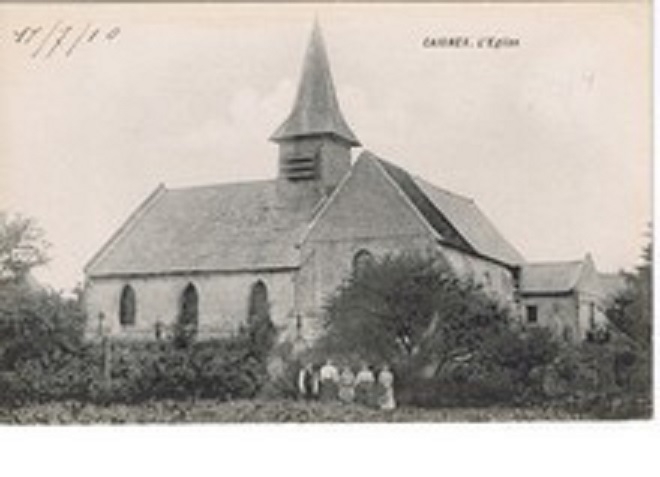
84;23;609;345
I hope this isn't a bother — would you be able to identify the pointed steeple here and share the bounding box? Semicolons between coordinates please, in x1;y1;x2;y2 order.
271;21;360;146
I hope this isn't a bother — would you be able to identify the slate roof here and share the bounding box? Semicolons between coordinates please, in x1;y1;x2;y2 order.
88;152;526;278
373;155;525;266
519;260;584;295
87;181;312;277
270;22;360;146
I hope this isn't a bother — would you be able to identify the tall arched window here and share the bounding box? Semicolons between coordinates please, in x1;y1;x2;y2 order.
178;283;199;342
119;284;136;326
246;280;275;351
248;280;269;320
352;249;374;277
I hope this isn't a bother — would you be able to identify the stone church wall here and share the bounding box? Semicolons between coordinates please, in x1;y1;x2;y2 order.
84;270;297;341
297;154;440;341
295;234;437;341
439;245;517;306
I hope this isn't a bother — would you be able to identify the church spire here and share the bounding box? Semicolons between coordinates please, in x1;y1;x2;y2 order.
271;21;360;146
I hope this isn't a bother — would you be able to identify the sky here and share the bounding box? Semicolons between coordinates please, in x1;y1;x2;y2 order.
0;2;651;291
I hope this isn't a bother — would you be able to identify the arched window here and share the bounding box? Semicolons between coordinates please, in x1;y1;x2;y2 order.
119;285;136;326
352;249;374;276
177;283;199;342
248;280;269;320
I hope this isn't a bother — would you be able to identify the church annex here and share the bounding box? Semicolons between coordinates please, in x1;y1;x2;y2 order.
84;23;609;345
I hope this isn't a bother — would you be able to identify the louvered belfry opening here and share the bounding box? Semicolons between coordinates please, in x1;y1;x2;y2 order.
280;139;320;182
282;155;318;181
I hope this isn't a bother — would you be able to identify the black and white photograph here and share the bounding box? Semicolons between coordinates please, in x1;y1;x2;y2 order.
0;0;652;430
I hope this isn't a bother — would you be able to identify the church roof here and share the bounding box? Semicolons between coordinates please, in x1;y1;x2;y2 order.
270;22;360;146
372;154;525;266
86;181;312;277
519;260;585;294
88;151;525;278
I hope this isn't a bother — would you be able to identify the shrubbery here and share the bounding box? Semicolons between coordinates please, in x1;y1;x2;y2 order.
2;336;270;407
99;338;268;403
0;283;273;406
394;327;559;408
1;283;90;405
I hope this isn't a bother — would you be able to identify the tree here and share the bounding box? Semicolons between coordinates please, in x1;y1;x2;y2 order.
318;252;512;368
0;212;50;284
603;236;652;399
0;285;86;369
0;213;87;404
314;252;559;406
606;239;652;350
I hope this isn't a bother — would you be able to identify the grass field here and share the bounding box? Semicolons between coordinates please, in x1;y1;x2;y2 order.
0;399;588;424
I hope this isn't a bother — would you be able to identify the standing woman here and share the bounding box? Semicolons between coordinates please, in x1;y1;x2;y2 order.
354;363;375;407
319;359;340;402
377;364;396;410
338;365;356;404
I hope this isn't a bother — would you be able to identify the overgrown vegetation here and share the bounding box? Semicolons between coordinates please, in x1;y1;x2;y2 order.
0;213;652;420
312;252;556;407
312;250;652;417
0;288;272;406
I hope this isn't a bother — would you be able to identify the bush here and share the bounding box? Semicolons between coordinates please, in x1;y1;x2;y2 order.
395;328;559;409
540;337;652;419
399;362;518;408
0;285;85;371
0;284;90;406
1;337;270;407
97;339;267;403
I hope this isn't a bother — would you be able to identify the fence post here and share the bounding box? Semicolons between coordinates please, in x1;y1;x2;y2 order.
98;312;112;384
102;336;112;383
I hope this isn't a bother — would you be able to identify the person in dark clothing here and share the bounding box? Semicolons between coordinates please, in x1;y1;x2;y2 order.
297;363;315;400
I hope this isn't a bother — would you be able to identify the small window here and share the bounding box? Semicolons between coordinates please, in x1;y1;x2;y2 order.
352;249;374;277
119;285;136;326
248;280;269;320
526;305;538;324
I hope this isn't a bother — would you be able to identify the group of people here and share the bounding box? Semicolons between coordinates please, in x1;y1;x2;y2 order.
297;360;396;410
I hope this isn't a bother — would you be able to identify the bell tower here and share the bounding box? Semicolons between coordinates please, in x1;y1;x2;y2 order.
271;21;360;212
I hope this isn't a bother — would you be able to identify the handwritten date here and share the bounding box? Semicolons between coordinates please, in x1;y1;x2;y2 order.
13;21;121;59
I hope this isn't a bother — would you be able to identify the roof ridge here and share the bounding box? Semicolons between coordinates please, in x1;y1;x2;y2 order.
525;259;585;267
413;175;475;204
370;156;476;204
169;178;275;192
